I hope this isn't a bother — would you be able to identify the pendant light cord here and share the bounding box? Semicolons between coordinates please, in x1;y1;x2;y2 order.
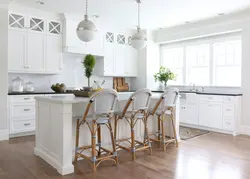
138;0;140;29
85;0;88;15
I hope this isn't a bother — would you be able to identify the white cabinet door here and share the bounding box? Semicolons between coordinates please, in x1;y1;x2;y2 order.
124;46;138;77
8;30;27;72
46;36;62;73
26;32;46;72
103;42;115;75
199;101;223;129
114;44;125;76
180;105;198;125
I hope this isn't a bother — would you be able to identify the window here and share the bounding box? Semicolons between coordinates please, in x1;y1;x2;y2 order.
160;34;242;87
213;40;241;86
186;44;210;85
161;47;183;85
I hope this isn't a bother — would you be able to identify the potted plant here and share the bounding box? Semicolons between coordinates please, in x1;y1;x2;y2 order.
154;66;176;89
82;54;96;88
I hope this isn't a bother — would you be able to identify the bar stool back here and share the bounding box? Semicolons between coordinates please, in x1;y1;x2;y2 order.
115;88;152;161
74;89;118;171
149;88;179;151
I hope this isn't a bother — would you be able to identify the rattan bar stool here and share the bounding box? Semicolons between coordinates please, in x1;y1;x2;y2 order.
73;89;118;171
114;88;152;161
148;88;179;151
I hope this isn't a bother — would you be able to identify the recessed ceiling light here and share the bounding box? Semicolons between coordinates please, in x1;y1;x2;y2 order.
218;13;225;16
36;0;45;5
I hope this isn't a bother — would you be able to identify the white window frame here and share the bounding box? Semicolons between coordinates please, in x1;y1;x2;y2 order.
160;33;241;87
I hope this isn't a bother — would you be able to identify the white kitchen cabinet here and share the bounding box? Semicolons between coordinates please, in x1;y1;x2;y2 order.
198;101;223;129
46;36;63;73
8;30;27;72
8;12;63;74
94;32;138;77
26;32;46;72
180;105;198;125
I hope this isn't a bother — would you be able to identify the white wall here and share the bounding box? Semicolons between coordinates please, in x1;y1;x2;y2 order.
0;8;9;140
154;8;250;132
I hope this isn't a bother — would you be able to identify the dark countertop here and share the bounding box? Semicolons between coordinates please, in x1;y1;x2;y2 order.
152;90;243;96
8;91;74;95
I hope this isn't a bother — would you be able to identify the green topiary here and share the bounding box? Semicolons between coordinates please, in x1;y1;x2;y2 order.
82;54;96;87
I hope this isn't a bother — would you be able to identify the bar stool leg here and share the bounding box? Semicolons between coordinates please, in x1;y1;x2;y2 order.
157;116;161;141
74;119;80;163
161;115;166;152
108;121;118;165
170;113;178;147
97;124;101;157
144;118;152;155
131;119;136;161
114;115;118;141
91;122;97;172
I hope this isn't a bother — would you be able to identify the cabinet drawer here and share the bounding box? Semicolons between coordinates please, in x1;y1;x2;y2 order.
223;104;234;117
223;96;236;103
11;105;35;118
199;95;223;102
223;117;234;131
11;120;35;134
10;95;36;103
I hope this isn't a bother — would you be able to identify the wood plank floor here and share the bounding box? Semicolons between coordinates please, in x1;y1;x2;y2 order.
1;133;250;179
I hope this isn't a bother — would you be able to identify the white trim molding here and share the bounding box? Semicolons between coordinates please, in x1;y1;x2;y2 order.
238;125;250;135
0;129;9;141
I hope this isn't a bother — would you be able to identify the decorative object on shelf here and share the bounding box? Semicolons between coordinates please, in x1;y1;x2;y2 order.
113;77;129;92
82;54;96;87
11;77;24;92
76;0;97;42
154;66;176;89
51;83;66;93
93;80;105;92
25;81;35;92
131;0;147;50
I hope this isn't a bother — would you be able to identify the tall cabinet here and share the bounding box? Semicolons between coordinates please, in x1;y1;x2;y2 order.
8;12;63;74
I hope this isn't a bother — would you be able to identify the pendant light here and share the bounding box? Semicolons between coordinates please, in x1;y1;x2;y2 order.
131;0;147;50
76;0;96;42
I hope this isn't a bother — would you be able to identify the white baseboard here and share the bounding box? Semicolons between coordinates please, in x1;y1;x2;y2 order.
34;147;74;175
238;125;250;135
0;129;9;141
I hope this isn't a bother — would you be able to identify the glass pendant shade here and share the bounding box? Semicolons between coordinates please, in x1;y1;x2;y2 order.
76;15;96;42
131;28;147;49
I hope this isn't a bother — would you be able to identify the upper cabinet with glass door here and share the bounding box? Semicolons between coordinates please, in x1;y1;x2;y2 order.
29;17;45;33
9;13;26;30
48;21;62;35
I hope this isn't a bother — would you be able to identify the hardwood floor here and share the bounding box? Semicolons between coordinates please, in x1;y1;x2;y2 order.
1;133;250;179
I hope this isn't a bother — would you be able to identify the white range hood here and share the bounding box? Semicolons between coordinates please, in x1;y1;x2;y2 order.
61;14;104;57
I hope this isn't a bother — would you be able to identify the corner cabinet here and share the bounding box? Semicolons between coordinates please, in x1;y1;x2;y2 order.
8;12;63;74
94;32;138;77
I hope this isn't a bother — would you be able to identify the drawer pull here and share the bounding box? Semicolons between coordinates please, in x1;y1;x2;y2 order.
24;123;31;126
24;109;31;111
208;97;213;100
226;109;231;111
24;98;31;100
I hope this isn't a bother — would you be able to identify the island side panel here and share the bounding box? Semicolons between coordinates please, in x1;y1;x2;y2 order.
34;100;74;175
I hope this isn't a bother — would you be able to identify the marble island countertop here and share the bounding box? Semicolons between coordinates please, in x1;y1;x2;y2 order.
35;92;163;104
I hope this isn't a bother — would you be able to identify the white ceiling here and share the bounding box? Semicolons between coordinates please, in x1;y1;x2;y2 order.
7;0;250;29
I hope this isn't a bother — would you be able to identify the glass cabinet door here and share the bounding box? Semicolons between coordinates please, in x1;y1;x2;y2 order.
106;32;114;43
117;34;125;44
48;21;61;35
9;13;25;29
29;17;44;32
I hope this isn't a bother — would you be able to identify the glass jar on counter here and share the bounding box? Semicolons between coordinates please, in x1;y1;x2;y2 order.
25;81;35;92
11;77;24;92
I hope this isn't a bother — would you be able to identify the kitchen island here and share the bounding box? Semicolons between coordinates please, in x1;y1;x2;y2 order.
34;92;180;175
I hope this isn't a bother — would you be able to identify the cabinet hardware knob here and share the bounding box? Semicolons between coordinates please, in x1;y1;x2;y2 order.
24;123;31;126
24;109;31;111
